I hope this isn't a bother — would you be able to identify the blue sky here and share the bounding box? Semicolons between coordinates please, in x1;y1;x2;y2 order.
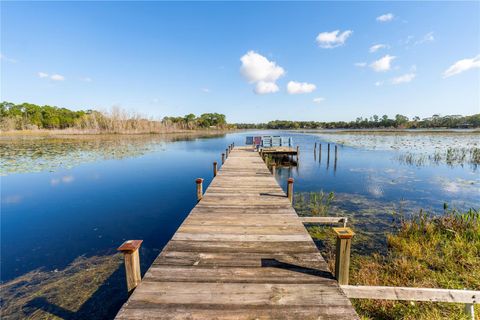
1;1;479;123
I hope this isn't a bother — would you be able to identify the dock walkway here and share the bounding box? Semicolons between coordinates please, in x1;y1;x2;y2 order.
115;146;359;319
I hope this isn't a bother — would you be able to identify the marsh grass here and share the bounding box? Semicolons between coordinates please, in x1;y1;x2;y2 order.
307;205;480;320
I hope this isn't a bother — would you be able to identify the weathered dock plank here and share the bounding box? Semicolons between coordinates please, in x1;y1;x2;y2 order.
115;146;359;319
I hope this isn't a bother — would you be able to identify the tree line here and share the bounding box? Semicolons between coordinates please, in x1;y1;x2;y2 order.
235;114;480;130
0;102;229;132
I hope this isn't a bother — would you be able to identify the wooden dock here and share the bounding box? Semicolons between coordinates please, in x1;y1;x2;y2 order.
115;146;359;319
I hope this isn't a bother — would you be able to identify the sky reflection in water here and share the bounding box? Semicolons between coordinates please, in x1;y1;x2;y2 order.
1;131;479;282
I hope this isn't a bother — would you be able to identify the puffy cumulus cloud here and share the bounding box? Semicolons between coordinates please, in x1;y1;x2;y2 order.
391;73;416;84
376;13;394;22
240;51;285;94
443;55;480;78
313;97;325;104
254;81;279;94
316;30;352;48
369;44;388;53
287;81;316;94
370;55;396;72
38;72;49;78
240;51;285;83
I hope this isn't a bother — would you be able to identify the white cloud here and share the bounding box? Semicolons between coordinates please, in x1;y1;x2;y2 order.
50;74;65;81
240;51;285;83
38;72;49;78
376;13;394;22
240;51;285;94
313;97;325;104
287;81;316;94
443;55;480;78
255;81;279;94
369;44;388;53
354;62;367;67
375;81;383;87
316;30;353;48
370;55;396;72
391;73;416;84
415;32;435;45
0;53;17;63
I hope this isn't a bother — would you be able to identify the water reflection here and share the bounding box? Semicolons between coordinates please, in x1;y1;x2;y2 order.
1;130;479;319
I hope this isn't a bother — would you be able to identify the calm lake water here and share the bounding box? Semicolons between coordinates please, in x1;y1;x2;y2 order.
1;130;479;318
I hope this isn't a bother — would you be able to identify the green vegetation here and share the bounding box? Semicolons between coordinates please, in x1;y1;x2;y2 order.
301;196;480;320
236;113;480;129
0;102;229;132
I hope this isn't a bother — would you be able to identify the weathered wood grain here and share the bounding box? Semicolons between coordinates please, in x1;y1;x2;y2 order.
115;146;359;319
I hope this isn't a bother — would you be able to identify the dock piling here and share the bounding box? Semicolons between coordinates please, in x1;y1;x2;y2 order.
271;163;276;174
287;178;294;203
333;227;355;285
196;178;204;202
226;148;229;158
221;153;225;164
117;240;143;294
213;161;218;177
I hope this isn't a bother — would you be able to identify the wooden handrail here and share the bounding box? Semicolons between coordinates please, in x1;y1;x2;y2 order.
341;285;479;319
300;216;347;227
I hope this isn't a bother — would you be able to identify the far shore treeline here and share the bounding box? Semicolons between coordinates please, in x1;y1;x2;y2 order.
0;102;229;133
1;102;479;133
237;114;480;130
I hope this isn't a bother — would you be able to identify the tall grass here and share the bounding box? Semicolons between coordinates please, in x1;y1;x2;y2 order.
348;209;479;319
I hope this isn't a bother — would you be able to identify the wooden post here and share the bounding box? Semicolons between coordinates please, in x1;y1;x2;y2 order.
319;143;322;162
314;142;317;152
287;178;294;203
271;163;276;174
296;146;299;162
333;227;355;285
465;303;475;320
196;178;203;202
213;161;218;177
226;148;229;158
117;240;143;294
221;153;225;164
328;143;330;155
335;145;338;160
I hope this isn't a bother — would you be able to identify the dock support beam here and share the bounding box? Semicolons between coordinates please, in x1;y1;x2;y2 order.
287;178;294;203
118;240;143;294
333;227;355;285
271;163;276;174
226;148;229;158
221;153;225;164
213;161;218;177
196;178;203;202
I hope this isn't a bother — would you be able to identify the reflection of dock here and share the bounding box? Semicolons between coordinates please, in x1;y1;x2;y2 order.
115;146;359;319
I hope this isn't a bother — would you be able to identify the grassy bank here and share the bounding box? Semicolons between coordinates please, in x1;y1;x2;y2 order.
303;201;479;319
